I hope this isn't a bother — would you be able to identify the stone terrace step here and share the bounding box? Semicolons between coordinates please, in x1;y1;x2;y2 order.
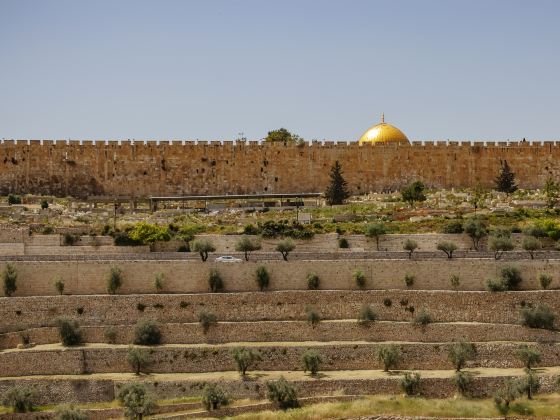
1;320;558;350
1;368;560;405
2;341;559;377
2;290;559;332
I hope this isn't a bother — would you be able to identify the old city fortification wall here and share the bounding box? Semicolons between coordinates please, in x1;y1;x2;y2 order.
2;140;560;197
1;258;557;297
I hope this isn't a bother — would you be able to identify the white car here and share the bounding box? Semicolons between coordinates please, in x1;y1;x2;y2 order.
215;255;242;262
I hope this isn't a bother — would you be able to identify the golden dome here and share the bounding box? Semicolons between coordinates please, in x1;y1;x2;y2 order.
358;114;409;145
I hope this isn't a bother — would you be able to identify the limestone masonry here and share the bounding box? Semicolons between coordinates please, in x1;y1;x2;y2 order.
2;139;560;197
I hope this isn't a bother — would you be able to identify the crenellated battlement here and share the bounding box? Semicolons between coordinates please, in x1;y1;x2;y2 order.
1;139;559;197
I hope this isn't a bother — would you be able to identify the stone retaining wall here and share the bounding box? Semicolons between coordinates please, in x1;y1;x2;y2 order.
1;258;559;296
1;290;558;333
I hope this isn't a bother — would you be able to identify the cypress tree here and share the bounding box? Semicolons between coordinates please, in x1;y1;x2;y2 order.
495;160;517;194
325;161;350;205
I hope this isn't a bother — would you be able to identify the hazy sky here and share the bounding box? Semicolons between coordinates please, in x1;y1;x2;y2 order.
1;0;559;141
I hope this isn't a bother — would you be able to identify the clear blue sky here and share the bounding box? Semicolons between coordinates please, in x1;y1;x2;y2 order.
1;0;559;141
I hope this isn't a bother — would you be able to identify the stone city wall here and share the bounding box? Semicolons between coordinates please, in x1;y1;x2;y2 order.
1;290;558;332
2;140;560;198
2;341;560;377
1;321;558;352
0;258;558;296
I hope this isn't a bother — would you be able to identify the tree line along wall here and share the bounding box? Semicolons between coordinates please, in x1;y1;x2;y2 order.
1;140;560;198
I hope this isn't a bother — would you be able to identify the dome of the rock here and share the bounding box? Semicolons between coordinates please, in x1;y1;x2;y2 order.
358;114;409;145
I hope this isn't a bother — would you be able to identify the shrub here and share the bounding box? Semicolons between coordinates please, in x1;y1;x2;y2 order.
54;277;65;295
486;278;508;292
106;266;123;294
450;274;460;290
443;220;464;234
202;383;229;411
137;303;146;312
306;306;321;327
267;377;299;410
133;320;162;345
7;194;22;205
177;244;189;252
383;298;392;307
404;273;415;288
539;273;553;290
306;273;320;290
454;371;474;397
302;349;322;375
357;304;377;324
403;239;418;259
365;223;387;251
76;307;84;315
354;270;366;289
118;383;155;419
255;266;270;291
127;346;149;375
493;379;520;416
517;345;541;370
18;330;30;346
40;200;49;210
198;311;217;334
520;304;555;330
413;308;432;326
232;347;262;377
235;236;261;261
338;238;349;248
276;239;295;261
54;404;87;420
153;272;164;293
448;341;476;371
63;233;78;246
522;236;541;259
208;269;224;293
378;345;401;372
400;372;421;396
56;317;83;346
128;222;171;244
191;239;216;262
489;235;514;260
486;266;523;292
104;326;117;344
2;386;35;413
437;241;457;259
113;231;143;246
463;218;488;250
518;370;540;400
3;263;17;297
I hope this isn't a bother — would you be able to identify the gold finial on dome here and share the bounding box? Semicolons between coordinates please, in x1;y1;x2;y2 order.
358;114;409;145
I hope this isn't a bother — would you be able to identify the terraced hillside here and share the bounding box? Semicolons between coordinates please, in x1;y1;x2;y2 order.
1;235;560;418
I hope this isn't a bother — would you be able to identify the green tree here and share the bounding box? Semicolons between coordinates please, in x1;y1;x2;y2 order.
403;239;418;259
495;160;517;194
471;181;487;212
401;181;427;207
518;370;540;400
54;404;87;420
107;266;123;294
365;223;387;251
56;317;83;346
301;349;322;376
133;320;162;345
232;347;262;377
522;236;540;259
3;263;17;297
493;379;520;416
378;345;401;372
437;241;457;259
543;177;560;208
489;234;514;260
267;377;299;409
255;265;270;291
208;269;224;292
264;128;300;143
463;218;488;251
448;341;476;371
202;383;229;411
2;386;35;413
400;372;421;396
324;161;350;205
235;236;261;261
276;239;295;261
127;346;149;375
454;371;473;397
191;239;216;262
118;383;155;420
516;345;541;370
